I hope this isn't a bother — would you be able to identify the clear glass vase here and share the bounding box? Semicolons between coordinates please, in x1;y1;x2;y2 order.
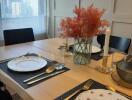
73;37;92;65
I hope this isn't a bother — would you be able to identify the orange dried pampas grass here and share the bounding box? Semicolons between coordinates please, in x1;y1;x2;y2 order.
60;5;109;38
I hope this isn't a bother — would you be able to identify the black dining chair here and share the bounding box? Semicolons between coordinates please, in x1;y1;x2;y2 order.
97;34;131;53
3;28;35;46
0;81;13;100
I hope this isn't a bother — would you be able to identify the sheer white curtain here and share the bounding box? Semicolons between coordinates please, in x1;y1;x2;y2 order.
0;0;49;42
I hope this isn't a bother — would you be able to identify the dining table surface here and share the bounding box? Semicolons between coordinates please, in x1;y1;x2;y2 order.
0;38;131;100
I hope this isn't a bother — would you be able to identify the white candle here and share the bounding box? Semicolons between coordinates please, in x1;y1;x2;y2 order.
104;27;111;56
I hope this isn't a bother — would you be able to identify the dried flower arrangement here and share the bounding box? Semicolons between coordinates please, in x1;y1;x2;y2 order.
60;5;109;38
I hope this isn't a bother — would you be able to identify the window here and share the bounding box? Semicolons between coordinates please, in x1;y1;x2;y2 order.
0;0;48;41
1;0;44;18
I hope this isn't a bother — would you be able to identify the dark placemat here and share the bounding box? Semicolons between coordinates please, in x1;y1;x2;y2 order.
55;79;106;100
55;79;131;100
59;45;103;61
91;52;103;60
0;53;70;89
59;45;115;61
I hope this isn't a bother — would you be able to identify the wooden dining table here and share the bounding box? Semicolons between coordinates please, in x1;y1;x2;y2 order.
0;38;131;100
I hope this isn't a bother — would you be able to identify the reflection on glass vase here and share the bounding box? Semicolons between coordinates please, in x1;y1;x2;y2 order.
73;37;92;65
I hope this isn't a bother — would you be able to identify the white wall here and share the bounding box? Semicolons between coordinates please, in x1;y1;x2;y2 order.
112;0;132;38
49;0;79;37
0;1;3;46
81;0;113;22
50;0;132;40
80;0;113;46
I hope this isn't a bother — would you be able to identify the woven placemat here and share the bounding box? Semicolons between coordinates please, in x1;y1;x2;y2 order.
111;71;132;89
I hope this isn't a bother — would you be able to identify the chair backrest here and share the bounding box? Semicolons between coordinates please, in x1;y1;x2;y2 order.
3;28;35;46
97;34;131;53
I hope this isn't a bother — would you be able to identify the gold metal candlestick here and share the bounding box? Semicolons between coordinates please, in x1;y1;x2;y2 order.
102;56;108;67
97;56;112;74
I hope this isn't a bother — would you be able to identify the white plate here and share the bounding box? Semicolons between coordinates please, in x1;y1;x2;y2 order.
75;89;129;100
75;44;101;53
8;56;47;72
91;45;101;53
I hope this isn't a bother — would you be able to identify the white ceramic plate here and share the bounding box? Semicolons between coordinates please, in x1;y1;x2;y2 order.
75;44;101;53
8;56;47;72
75;89;129;100
91;45;101;53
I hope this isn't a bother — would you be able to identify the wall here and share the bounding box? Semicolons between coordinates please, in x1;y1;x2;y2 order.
50;0;132;47
49;0;79;37
112;0;132;38
80;0;113;46
0;1;3;45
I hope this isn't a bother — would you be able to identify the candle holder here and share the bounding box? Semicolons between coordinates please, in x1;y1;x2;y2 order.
64;39;69;52
97;56;113;74
59;38;72;57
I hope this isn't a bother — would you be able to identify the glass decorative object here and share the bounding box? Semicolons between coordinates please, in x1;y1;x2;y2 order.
73;38;92;65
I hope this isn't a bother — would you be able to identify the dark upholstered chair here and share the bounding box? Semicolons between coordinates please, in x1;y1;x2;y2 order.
3;28;35;45
97;34;131;53
0;81;12;100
